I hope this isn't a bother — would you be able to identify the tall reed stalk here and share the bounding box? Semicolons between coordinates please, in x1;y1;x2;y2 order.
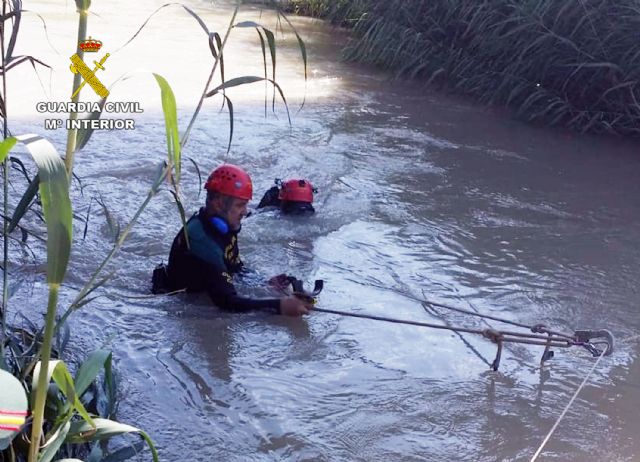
28;285;59;462
1;0;8;336
6;133;73;462
64;0;90;177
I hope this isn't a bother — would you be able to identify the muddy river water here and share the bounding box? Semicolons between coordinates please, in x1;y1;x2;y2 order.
8;1;640;460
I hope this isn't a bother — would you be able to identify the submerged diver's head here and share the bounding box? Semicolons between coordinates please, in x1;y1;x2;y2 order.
278;178;316;215
204;164;252;231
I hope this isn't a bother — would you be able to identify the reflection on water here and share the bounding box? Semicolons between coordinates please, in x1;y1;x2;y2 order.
7;1;640;461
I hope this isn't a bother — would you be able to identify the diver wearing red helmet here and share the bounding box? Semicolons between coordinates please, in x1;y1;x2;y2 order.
158;164;311;316
257;178;316;214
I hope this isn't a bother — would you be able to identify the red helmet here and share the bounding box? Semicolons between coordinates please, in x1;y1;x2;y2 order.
204;164;253;200
278;179;314;203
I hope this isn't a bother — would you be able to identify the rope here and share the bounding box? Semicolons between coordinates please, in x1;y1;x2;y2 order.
312;307;577;348
422;302;492;367
422;297;575;340
117;288;186;300
422;296;532;330
529;348;606;461
530;332;639;461
531;351;604;462
308;265;576;340
313;307;488;335
283;277;613;367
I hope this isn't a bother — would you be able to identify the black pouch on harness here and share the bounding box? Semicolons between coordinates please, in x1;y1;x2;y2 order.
151;263;169;294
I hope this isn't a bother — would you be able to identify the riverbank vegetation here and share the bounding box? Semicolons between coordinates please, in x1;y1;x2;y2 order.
284;0;640;136
1;0;304;460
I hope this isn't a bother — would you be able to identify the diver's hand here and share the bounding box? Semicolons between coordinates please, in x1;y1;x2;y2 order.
279;296;312;316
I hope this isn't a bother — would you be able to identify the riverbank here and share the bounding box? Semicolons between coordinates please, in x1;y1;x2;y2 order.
283;0;640;137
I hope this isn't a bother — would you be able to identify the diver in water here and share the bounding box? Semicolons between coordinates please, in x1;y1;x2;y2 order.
257;178;316;215
152;164;312;317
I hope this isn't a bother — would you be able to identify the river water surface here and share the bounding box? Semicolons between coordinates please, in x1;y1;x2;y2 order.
8;1;640;461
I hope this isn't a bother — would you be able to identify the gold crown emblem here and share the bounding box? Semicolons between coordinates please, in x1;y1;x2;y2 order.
79;37;102;52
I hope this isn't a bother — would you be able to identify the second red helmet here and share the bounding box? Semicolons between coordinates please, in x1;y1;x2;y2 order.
278;179;314;203
204;164;253;200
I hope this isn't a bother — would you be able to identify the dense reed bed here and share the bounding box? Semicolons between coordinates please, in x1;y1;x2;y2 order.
285;0;640;136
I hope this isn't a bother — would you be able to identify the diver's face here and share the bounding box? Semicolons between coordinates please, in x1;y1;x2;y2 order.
223;197;249;231
207;194;249;231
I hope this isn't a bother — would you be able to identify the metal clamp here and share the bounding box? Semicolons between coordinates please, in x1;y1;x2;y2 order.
540;332;555;365
269;274;324;304
574;329;615;357
289;277;323;304
482;329;504;371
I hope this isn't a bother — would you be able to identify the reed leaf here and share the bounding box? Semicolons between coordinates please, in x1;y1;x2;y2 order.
169;189;190;249
9;155;31;182
2;54;50;74
8;174;39;235
115;3;210;53
234;22;277;109
186;156;203;196
257;28;268;115
75;98;106;151
14;135;71;285
221;95;234;155
0;136;16;162
32;360;94;426
96;196;120;243
205;76;291;127
74;349;112;398
4;0;22;62
181;2;239;148
275;10;308;109
66;419;159;462
204;75;264;96
153;74;181;188
207;32;227;110
39;421;71;462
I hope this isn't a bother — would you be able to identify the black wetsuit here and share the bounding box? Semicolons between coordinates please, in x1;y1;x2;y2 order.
257;186;315;214
257;186;281;209
166;208;280;314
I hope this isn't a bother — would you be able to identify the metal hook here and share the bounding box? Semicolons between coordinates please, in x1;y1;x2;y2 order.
540;332;555;364
482;329;504;371
574;329;615;356
491;340;503;371
274;275;325;304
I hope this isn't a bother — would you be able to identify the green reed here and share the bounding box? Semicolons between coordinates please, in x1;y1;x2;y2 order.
288;0;640;136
